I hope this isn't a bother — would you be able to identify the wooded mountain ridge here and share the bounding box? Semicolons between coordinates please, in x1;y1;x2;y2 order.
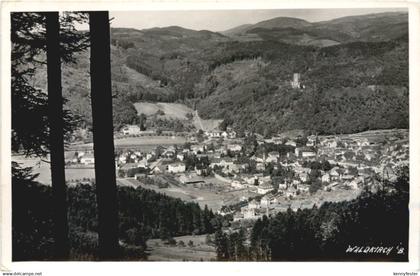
33;12;408;135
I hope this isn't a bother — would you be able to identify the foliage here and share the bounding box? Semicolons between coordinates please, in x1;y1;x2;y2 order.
12;178;219;260
215;166;409;261
113;96;140;130
11;12;88;157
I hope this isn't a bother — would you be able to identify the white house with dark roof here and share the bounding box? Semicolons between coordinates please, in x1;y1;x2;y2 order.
80;153;95;165
121;125;141;135
167;162;186;173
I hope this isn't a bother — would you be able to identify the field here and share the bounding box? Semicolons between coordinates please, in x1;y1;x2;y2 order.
70;135;187;151
146;234;216;261
119;177;257;211
134;102;194;120
12;155;95;185
133;102;222;131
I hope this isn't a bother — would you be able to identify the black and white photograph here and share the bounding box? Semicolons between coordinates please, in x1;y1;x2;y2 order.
2;1;419;273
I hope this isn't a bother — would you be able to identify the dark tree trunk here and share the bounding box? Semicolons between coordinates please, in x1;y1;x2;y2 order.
89;11;120;260
45;12;69;259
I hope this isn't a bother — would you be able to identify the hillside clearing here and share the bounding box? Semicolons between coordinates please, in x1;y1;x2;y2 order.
134;102;194;120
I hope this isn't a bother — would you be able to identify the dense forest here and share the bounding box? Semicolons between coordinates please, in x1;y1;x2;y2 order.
12;166;220;260
194;39;408;136
214;166;409;261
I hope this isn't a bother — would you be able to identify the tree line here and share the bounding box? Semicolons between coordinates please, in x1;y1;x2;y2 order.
12;174;220;260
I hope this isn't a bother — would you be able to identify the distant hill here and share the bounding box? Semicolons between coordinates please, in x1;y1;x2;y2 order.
221;12;408;45
221;24;253;36
31;11;408;135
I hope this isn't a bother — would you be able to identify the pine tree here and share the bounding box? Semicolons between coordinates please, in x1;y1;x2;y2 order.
88;11;119;260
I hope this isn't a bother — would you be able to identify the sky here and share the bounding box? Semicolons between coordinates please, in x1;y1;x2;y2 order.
109;8;407;32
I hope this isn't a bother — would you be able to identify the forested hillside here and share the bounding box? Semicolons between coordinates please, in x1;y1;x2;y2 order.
12;169;220;260
32;12;408;134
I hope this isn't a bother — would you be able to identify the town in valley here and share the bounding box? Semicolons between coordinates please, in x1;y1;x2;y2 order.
61;101;408;222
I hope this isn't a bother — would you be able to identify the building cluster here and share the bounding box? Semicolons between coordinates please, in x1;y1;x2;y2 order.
69;125;408;221
227;130;409;221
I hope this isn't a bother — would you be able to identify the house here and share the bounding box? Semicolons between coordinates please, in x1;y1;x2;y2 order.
278;182;288;190
302;151;316;158
348;177;363;189
206;131;223;138
221;131;229;139
233;213;244;221
341;174;355;181
210;157;235;170
134;173;147;180
324;182;340;191
243;208;258;220
330;167;344;180
167;162;186;173
325;139;338;148
195;166;208;176
299;172;309;182
268;151;280;159
290;73;303;89
146;152;155;161
243;175;258;185
284;188;298;199
151;165;165;174
285;140;297;147
80;153;95;165
191;145;205;154
137;159;148;168
256;162;265;172
257;181;274;195
121;125;141;135
227;144;242;152
248;200;260;209
295;147;316;158
118;164;149;178
296;183;310;193
267;151;280;163
226;127;237;139
321;173;331;183
176;153;185;161
261;194;278;208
